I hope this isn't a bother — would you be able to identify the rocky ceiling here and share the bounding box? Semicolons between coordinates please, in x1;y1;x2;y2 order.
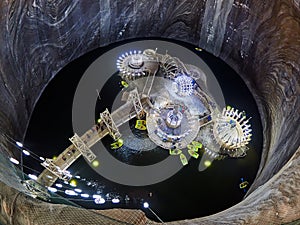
0;0;299;224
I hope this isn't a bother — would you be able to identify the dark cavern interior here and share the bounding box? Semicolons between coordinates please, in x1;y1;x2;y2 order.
0;1;299;224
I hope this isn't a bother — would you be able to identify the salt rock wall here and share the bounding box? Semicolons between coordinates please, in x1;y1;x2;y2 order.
0;0;299;224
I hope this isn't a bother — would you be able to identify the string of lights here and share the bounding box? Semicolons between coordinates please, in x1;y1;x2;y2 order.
2;133;151;209
1;130;164;222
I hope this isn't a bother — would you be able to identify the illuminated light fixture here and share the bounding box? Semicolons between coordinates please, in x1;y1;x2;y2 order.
48;187;58;193
69;179;77;187
22;150;30;156
16;141;23;147
74;188;82;193
204;160;212;167
75;175;81;179
9;157;19;165
112;197;120;204
65;190;78;196
92;160;100;167
142;201;164;223
94;197;105;204
99;198;106;204
55;183;63;188
81;193;89;198
92;194;102;199
28;174;38;180
143;202;149;208
39;156;45;161
125;195;130;202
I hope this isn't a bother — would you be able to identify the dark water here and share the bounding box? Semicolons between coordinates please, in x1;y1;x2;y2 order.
24;38;262;222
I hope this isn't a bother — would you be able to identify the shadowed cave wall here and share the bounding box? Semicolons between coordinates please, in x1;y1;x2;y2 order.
0;0;299;224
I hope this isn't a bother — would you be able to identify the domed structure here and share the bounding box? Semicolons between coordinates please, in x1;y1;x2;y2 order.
174;74;195;97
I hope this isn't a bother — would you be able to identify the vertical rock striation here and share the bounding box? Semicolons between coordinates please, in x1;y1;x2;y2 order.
0;0;299;224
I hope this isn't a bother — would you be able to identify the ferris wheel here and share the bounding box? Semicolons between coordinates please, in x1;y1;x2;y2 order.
213;106;252;154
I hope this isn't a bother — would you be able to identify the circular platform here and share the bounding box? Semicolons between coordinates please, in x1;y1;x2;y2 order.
146;102;199;150
116;50;159;80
